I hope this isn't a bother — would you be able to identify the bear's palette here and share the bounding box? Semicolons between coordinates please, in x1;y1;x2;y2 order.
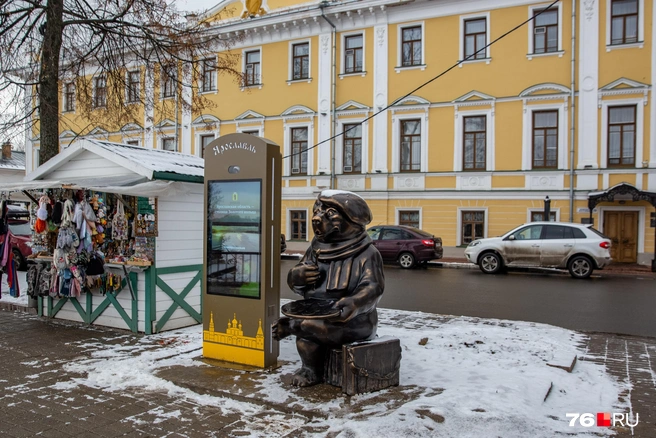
281;299;341;319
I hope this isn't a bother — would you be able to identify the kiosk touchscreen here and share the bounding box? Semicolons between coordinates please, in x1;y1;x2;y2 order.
202;134;281;368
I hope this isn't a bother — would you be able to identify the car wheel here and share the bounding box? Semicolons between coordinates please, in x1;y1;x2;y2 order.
11;248;26;271
398;252;415;269
479;252;502;274
568;255;593;279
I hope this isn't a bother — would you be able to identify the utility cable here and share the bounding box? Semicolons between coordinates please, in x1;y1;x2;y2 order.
282;0;559;160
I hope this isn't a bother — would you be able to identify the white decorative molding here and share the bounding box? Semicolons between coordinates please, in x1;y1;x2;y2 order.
376;27;385;46
320;35;330;55
393;175;425;190
578;0;599;169
519;83;570;98
456;175;492;190
337;175;365;191
583;0;595;21
453;90;496;102
373;24;389;173
597;77;650;107
235;109;265;120
526;174;565;190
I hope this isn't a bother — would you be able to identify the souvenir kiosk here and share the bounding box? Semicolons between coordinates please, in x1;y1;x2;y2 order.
18;139;204;334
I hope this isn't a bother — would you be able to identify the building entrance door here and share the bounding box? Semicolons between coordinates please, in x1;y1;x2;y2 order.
604;211;638;263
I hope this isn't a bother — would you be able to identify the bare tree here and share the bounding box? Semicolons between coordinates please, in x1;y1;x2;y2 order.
1;0;241;164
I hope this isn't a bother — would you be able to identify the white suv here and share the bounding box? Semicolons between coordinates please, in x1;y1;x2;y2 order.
464;222;612;279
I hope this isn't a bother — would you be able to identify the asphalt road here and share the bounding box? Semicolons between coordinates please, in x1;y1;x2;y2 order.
280;259;656;338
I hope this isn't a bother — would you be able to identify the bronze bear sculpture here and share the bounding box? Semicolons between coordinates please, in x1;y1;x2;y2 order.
272;190;385;387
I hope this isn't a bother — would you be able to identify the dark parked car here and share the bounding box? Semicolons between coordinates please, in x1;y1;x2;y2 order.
367;225;443;268
6;205;32;271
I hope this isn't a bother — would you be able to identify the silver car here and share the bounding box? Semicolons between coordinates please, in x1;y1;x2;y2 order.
464;222;612;279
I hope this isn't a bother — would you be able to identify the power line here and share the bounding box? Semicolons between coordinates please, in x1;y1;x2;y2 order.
282;0;560;160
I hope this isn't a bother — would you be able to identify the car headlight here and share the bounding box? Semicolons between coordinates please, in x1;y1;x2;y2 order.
468;240;481;247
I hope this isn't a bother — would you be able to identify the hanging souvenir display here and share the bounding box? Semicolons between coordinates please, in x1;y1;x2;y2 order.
112;200;128;241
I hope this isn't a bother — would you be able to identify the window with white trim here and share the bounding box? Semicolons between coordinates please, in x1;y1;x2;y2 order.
162;64;176;99
607;105;636;166
533;8;558;53
532;110;558;168
244;50;261;86
200;134;214;158
126;70;140;103
606;0;644;47
290;127;308;175
64;82;75;112
290;210;307;240
610;0;639;45
398;210;420;228
400;119;421;172
454;108;494;172
464;18;487;59
344;34;363;74
460;13;491;61
401;25;422;66
162;137;176;152
342;123;362;173
201;58;216;92
292;43;309;80
125;140;140;146
600;98;643;169
463;115;486;171
93;76;107;108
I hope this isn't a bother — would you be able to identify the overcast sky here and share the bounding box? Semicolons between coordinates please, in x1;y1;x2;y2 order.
174;0;222;13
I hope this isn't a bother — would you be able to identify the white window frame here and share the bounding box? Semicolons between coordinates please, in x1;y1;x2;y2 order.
288;40;311;82
600;97;644;169
92;75;107;108
286;207;310;242
340;31;365;76
161;64;177;100
62;81;75;113
196;132;216;157
33;146;40;169
527;208;561;223
161;137;176;152
336;118;368;175
124;139;141;146
456;207;488;247
125;69;141;103
242;47;262;89
395;207;422;229
396;22;425;70
392;112;428;173
606;0;645;49
454;107;495;172
459;12;491;63
237;126;263;136
528;2;563;57
283;122;314;176
200;57;217;94
522;103;568;170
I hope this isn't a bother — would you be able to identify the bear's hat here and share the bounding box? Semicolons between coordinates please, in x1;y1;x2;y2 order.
317;190;372;228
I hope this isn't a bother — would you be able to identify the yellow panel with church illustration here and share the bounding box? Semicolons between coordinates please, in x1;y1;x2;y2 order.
203;312;266;367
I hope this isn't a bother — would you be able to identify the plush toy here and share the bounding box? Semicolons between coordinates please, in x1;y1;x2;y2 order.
35;195;49;234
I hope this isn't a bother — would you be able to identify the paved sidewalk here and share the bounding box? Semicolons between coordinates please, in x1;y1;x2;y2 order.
1;307;655;437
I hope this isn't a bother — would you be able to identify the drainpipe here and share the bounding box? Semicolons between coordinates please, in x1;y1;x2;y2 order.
320;3;337;189
568;0;576;222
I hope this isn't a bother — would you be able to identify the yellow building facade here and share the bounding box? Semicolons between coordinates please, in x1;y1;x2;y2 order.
27;0;656;264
